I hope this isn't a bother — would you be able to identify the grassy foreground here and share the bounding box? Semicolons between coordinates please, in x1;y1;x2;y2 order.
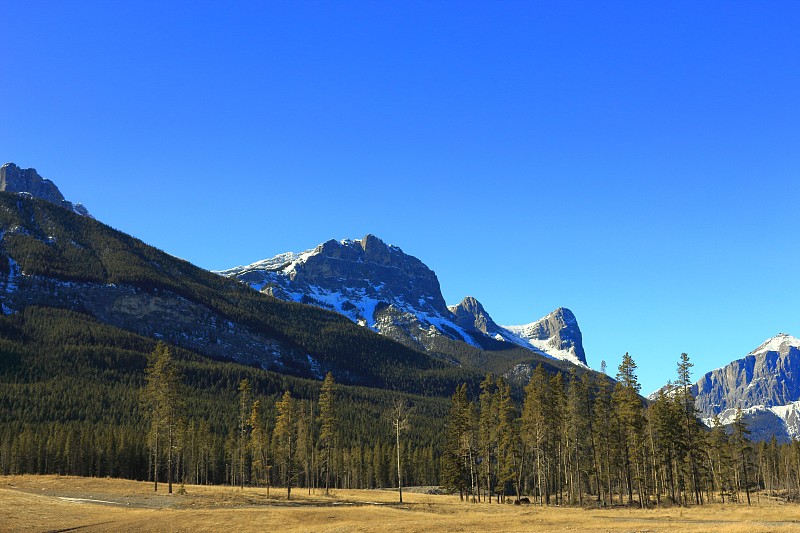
3;476;800;532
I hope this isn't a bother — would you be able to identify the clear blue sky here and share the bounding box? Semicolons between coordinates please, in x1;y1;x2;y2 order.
3;1;799;394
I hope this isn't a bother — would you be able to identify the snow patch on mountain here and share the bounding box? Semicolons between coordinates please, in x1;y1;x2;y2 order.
703;400;800;439
750;333;800;358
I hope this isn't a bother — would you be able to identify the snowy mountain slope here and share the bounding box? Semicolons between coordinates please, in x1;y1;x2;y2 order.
217;235;589;367
653;333;800;441
501;308;586;367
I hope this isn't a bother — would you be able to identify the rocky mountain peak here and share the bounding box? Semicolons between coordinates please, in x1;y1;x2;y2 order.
218;237;590;368
502;307;587;366
449;296;499;334
358;234;395;265
217;235;450;319
0;162;91;217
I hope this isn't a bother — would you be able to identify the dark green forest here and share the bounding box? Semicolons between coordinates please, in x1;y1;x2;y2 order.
0;306;448;487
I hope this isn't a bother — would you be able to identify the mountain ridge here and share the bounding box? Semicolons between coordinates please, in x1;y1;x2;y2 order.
1;163;91;217
216;234;589;367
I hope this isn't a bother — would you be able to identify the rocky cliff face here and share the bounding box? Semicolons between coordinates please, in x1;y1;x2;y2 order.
450;296;499;334
694;334;800;416
1;163;90;217
663;333;800;441
218;236;589;367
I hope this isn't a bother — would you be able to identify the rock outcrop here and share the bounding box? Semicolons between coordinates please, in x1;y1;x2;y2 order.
0;163;90;217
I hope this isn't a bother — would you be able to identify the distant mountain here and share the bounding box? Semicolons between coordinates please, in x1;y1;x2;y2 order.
1;163;91;217
652;333;800;441
217;235;588;367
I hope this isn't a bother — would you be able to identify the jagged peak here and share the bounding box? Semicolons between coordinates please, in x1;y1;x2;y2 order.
359;233;385;250
509;306;577;330
0;162;91;217
450;295;487;313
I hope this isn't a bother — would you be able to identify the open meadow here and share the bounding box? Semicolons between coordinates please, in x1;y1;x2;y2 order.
2;476;800;533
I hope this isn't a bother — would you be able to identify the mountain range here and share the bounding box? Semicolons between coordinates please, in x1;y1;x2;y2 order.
216;235;587;367
2;161;798;443
0;163;584;395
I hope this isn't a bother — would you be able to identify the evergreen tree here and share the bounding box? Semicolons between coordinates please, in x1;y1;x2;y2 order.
318;372;337;495
237;378;252;489
731;407;753;505
141;342;183;494
273;390;298;499
522;364;550;504
613;352;646;507
676;353;703;504
496;377;522;503
443;384;475;500
478;374;498;503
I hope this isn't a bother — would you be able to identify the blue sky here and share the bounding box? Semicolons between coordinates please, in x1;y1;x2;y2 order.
3;1;799;393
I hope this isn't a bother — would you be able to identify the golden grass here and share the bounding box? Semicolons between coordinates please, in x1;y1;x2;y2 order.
2;475;800;532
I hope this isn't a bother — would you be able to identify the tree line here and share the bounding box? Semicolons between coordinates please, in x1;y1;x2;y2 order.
440;352;782;506
0;307;446;489
140;343;429;498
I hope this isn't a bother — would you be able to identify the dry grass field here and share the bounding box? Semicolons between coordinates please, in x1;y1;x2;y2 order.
2;475;800;532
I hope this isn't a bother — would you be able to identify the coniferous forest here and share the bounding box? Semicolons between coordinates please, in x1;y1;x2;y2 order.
4;305;800;506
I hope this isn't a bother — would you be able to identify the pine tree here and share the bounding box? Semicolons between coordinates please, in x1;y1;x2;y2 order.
708;415;731;503
443;384;475;500
522;364;550;504
496;378;521;503
237;378;252;489
273;390;298;500
676;353;703;504
141;342;183;494
249;399;271;496
731;407;753;505
478;374;498;503
318;372;337;495
613;352;646;507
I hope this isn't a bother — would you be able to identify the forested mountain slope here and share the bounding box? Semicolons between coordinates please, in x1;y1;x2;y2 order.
0;191;481;393
0;184;581;391
0;305;449;484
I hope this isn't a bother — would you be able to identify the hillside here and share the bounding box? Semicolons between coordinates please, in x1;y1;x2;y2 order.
0;305;451;483
0;191;493;393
